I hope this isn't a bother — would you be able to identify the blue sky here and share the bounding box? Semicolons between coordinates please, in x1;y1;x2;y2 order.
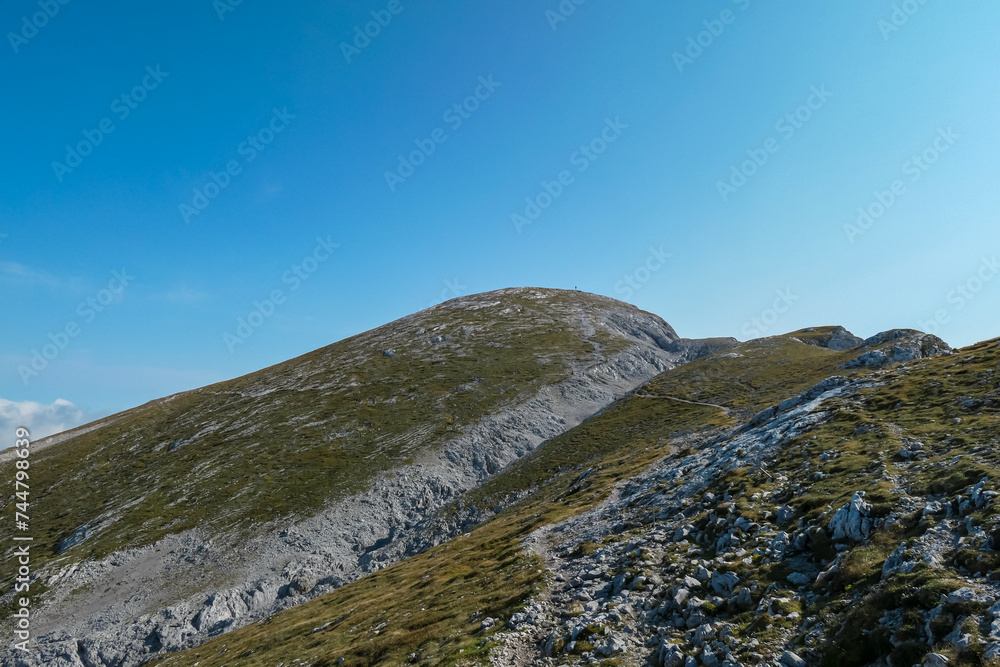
2;0;999;443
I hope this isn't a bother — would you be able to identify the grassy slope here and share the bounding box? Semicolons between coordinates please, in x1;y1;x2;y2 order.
806;339;1000;666
151;328;876;667
619;337;1000;667
0;290;637;601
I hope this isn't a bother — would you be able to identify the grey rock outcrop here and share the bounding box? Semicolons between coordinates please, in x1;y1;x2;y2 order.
840;330;952;368
828;491;876;542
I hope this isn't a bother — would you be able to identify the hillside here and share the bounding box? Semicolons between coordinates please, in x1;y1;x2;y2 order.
141;327;1000;667
4;291;994;667
1;288;724;667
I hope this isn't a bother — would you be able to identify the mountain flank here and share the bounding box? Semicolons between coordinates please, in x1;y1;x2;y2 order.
144;327;996;667
3;289;993;667
2;288;726;666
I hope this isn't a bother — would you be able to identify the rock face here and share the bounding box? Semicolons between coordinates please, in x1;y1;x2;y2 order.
0;288;729;667
840;329;952;368
794;325;864;351
824;326;865;351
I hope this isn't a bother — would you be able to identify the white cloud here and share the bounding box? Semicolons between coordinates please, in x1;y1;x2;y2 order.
0;398;90;449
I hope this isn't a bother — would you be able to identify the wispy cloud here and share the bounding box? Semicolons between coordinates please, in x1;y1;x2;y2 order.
0;398;94;449
0;261;61;288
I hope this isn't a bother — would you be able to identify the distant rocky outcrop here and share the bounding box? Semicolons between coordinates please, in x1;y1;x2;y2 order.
794;325;864;351
840;329;952;368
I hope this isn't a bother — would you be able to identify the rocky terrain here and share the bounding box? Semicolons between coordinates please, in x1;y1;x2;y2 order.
3;289;998;667
485;334;1000;667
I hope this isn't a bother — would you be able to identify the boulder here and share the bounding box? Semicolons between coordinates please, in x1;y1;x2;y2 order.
787;572;812;587
711;571;740;596
828;491;875;542
983;643;1000;662
732;587;754;611
776;505;796;524
658;640;685;667
780;650;807;667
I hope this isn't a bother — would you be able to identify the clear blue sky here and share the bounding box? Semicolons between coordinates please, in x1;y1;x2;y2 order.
2;0;999;441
